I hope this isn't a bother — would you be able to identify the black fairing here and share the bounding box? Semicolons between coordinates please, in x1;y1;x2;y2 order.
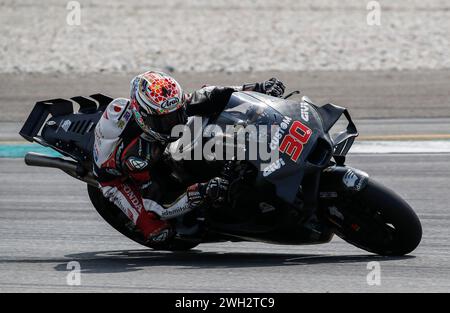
211;92;334;204
19;94;113;167
40;111;101;164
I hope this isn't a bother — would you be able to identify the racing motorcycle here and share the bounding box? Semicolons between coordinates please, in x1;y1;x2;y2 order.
19;91;422;255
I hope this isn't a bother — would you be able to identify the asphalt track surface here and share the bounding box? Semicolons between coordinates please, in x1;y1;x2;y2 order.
0;153;449;293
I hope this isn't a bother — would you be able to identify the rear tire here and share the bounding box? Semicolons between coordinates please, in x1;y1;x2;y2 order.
332;180;422;256
87;185;199;251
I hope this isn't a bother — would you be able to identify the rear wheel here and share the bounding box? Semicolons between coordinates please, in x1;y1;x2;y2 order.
87;185;199;251
327;180;422;256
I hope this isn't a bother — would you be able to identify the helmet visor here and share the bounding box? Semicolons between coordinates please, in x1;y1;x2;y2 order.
141;106;188;136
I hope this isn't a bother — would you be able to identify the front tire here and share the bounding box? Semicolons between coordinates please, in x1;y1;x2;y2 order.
87;185;199;251
329;180;422;256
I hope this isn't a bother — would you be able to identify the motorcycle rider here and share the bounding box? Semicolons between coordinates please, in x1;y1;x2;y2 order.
93;71;285;243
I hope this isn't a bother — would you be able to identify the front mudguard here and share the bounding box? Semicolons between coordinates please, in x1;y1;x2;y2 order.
320;165;369;194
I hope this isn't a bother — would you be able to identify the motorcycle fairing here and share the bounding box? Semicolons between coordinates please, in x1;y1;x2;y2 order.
213;92;334;203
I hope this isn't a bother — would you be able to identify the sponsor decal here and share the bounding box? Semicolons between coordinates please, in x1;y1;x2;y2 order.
161;97;180;110
116;110;131;130
123;111;131;121
187;185;203;204
61;120;71;132
343;170;358;188
263;158;286;177
269;116;292;151
122;185;143;212
279;120;313;162
113;105;122;113
161;203;192;219
300;101;310;122
343;169;367;191
117;120;125;129
126;157;148;171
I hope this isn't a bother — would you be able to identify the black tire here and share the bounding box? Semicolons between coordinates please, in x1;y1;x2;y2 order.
333;180;422;256
87;184;199;251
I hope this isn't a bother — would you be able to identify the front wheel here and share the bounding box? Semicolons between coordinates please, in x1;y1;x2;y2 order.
327;180;422;256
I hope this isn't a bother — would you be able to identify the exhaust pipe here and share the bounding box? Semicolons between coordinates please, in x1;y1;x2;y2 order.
25;152;98;187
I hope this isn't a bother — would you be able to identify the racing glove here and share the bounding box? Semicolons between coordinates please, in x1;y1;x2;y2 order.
188;177;230;207
204;177;230;203
243;78;286;98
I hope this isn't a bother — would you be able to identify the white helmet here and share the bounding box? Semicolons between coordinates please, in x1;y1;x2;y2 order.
130;71;187;142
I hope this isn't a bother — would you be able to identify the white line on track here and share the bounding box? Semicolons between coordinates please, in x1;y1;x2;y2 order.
350;140;450;154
